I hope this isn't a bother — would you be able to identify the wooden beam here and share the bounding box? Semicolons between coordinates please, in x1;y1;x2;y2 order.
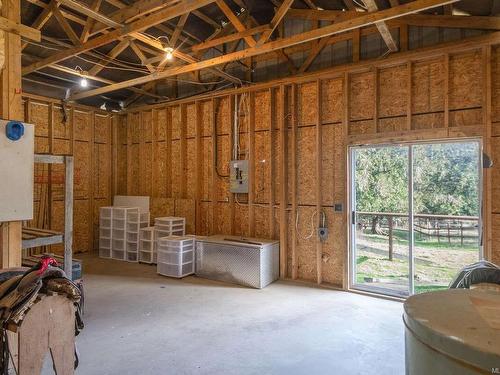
71;0;460;100
80;0;102;42
315;78;322;285
0;0;23;268
362;0;398;51
170;12;190;47
191;24;269;52
23;0;216;75
21;0;54;49
0;15;41;41
88;38;130;76
215;0;256;47
278;84;288;278
257;0;294;46
51;5;81;45
286;9;500;30
192;9;220;29
89;0;179;35
57;0;120;27
129;40;155;73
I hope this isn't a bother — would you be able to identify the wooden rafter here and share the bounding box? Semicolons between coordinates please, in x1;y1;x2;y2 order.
70;0;460;100
88;38;130;76
21;0;55;49
80;0;102;43
51;4;81;45
285;9;500;30
23;0;216;75
170;12;190;47
257;0;294;46
89;0;180;36
215;0;256;47
362;0;398;51
0;15;41;41
129;41;155;73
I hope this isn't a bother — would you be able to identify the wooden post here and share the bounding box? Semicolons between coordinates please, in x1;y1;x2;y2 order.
388;216;393;261
291;84;298;280
248;92;255;237
269;88;276;239
0;0;24;268
315;79;322;284
64;156;74;280
278;85;288;278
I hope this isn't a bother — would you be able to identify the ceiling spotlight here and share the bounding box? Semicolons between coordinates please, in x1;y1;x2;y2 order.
164;47;174;60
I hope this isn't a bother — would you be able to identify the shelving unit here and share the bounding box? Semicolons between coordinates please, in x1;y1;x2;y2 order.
157;236;194;278
99;207;113;258
154;217;185;240
139;226;156;264
21;154;75;280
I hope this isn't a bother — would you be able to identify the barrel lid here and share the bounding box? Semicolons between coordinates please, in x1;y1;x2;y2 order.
404;289;500;370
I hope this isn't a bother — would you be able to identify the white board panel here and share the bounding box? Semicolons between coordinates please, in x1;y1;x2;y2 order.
113;195;150;213
0;121;34;221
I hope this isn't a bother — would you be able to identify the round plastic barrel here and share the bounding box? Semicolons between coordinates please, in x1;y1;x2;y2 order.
403;289;500;375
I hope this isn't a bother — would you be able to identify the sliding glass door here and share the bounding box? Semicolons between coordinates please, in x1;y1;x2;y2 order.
350;140;481;298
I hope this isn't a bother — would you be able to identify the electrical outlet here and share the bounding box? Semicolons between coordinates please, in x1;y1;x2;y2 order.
318;227;328;241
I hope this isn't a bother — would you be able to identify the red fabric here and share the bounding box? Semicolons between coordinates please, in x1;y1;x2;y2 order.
37;257;58;275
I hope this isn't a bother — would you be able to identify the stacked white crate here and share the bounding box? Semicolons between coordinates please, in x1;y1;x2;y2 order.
154;217;185;238
139;226;156;264
157;236;195;278
99;207;113;258
126;210;150;262
111;207;131;260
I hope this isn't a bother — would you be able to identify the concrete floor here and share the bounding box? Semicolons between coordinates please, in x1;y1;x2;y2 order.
54;255;405;375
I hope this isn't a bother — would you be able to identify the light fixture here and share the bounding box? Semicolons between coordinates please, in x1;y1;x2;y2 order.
75;66;88;88
164;46;174;60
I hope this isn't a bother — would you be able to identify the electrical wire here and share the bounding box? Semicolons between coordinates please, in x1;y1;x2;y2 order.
296;210;318;240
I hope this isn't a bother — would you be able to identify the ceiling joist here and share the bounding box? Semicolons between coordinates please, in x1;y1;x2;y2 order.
69;0;460;100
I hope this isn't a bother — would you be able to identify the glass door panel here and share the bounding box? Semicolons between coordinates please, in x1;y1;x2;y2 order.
412;141;481;294
352;145;410;297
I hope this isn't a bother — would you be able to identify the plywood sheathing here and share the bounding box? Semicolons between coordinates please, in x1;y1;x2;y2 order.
25;95;112;255
114;40;500;288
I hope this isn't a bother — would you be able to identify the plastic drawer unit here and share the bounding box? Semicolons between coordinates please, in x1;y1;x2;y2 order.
195;235;279;289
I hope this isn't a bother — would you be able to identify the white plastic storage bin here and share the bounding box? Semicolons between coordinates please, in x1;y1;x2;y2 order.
100;207;113;219
157;236;194;278
99;248;111;258
140;227;155;241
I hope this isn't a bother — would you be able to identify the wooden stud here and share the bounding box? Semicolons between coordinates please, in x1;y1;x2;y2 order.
291;83;298;280
152;109;159;198
229;95;235;235
180;104;187;198
343;72;350;290
400;24;409;52
483;45;492;261
248;92;256;237
166;106;172;198
89;111;95;252
210;98;217;234
315;79;323;285
352;28;360;63
444;53;450;128
374;68;379;132
406;61;412;130
269;88;276;239
278;84;288;278
195;101;202;234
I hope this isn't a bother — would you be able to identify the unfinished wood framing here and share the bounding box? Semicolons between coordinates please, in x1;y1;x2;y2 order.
112;35;500;286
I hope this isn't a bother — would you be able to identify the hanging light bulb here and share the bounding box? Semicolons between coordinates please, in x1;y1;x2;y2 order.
75;66;88;88
80;76;88;88
164;47;174;60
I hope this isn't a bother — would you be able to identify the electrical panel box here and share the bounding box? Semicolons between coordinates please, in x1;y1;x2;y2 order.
230;160;249;193
0;120;34;221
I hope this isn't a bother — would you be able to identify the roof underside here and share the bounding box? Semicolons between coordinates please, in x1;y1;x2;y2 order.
20;0;500;110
